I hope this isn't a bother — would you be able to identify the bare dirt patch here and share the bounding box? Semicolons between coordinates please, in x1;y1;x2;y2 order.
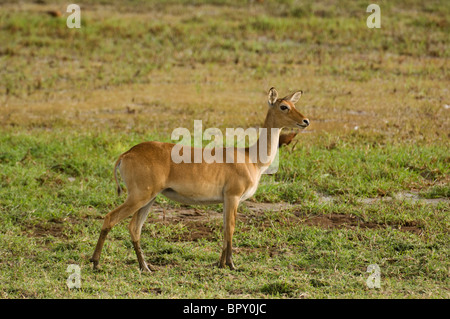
24;217;79;239
168;220;217;242
23;199;427;240
293;212;423;235
150;205;221;222
147;205;221;242
145;201;424;240
25;220;66;239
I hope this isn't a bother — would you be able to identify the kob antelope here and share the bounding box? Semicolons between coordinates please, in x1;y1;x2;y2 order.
91;87;310;271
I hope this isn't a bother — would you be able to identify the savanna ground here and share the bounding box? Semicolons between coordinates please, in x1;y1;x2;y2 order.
0;0;449;299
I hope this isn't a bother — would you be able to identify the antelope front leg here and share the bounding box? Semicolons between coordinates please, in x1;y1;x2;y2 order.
219;196;239;270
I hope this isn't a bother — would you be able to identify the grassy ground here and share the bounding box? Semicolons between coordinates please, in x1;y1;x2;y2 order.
0;0;449;298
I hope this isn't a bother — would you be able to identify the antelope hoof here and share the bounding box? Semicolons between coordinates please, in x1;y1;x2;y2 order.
218;259;236;270
140;262;156;272
90;259;99;270
227;261;236;270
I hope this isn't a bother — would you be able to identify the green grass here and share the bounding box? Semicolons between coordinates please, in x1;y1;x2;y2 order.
1;0;449;97
0;129;448;298
0;0;449;299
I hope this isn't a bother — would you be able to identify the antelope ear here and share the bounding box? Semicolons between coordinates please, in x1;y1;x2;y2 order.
284;90;303;104
268;87;278;106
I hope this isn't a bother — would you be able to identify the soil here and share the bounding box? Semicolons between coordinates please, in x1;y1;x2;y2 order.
142;200;425;242
26;218;68;239
292;211;423;235
25;194;440;240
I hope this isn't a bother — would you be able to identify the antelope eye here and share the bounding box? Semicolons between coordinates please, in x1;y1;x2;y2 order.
280;105;289;111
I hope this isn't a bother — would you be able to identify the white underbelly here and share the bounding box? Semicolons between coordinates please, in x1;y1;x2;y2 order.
161;188;223;205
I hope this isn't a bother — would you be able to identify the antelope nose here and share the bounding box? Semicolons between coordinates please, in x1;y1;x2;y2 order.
303;119;310;126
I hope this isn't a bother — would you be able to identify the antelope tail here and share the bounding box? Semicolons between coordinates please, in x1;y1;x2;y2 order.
114;157;123;196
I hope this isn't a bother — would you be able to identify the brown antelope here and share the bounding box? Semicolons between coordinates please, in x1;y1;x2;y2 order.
90;87;310;271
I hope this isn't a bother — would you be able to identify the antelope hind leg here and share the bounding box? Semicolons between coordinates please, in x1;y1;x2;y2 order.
129;199;157;272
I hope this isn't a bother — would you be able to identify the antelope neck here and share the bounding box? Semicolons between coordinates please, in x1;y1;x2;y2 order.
252;111;281;168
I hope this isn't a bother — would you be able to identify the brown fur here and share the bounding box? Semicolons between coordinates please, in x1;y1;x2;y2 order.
91;88;309;271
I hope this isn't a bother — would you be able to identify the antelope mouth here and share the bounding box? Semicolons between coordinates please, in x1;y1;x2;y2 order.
296;123;309;129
